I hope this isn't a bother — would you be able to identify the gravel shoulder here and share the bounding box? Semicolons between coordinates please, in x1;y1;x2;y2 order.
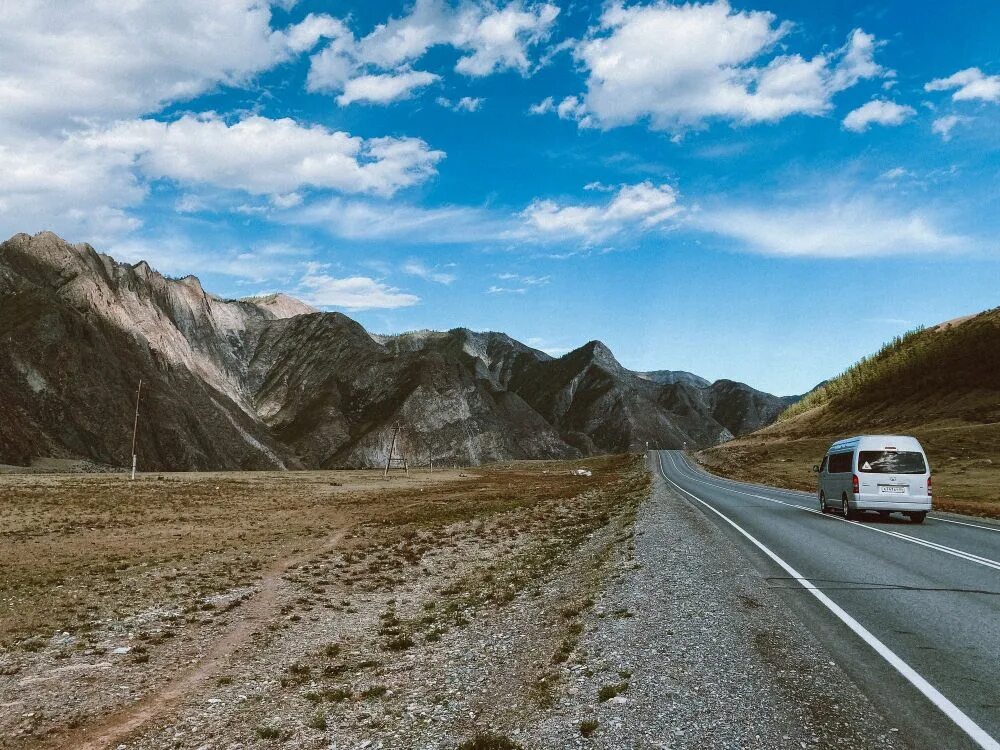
522;455;910;749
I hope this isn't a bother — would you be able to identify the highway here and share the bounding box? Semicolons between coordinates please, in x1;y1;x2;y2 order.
654;450;1000;750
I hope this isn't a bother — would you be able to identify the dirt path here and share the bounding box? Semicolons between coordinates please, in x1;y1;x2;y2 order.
52;521;354;750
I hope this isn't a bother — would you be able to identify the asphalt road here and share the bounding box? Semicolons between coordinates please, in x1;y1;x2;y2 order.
654;450;1000;750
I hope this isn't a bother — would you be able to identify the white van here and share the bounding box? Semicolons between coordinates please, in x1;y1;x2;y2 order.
815;435;932;524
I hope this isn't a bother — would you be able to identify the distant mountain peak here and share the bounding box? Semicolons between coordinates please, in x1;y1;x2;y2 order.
574;339;621;369
0;231;797;470
240;293;316;319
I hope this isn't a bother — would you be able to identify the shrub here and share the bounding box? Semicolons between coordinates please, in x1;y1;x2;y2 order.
457;733;524;750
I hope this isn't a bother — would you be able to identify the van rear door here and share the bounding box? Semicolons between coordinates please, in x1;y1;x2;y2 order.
857;449;928;497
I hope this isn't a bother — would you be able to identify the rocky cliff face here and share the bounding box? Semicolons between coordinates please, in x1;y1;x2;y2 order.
0;232;796;470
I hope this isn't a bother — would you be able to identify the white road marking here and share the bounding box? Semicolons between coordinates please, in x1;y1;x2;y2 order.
666;454;1000;572
931;516;1000;534
682;456;1000;534
654;452;1000;750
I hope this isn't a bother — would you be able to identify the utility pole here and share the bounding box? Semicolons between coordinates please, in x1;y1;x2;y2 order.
383;422;408;477
130;378;142;480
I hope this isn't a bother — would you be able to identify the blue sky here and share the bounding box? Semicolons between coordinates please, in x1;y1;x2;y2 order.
1;0;998;394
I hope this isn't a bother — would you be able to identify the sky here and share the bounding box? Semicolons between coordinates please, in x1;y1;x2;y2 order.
1;0;998;395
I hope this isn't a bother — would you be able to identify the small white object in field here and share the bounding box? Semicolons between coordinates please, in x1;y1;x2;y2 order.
573;469;593;477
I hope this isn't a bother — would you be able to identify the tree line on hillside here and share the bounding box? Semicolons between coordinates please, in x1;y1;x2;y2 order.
780;307;1000;422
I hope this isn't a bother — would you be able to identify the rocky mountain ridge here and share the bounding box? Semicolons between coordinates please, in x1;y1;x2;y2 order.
0;232;796;470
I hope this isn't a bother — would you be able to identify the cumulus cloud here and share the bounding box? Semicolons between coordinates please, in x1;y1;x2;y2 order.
437;96;484;112
697;197;964;257
559;1;887;133
306;0;559;105
925;67;1000;103
0;135;145;242
521;182;681;241
453;2;560;76
842;99;916;132
284;184;682;248
84;115;445;198
336;70;441;105
0;114;445;243
298;263;419;310
931;114;970;141
0;0;338;135
0;3;452;245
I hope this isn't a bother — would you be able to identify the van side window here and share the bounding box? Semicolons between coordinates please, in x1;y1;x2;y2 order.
828;452;853;473
820;456;828;473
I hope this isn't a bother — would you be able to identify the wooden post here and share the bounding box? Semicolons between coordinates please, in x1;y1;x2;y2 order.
130;379;142;480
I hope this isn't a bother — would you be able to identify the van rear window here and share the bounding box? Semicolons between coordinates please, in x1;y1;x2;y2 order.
858;451;926;474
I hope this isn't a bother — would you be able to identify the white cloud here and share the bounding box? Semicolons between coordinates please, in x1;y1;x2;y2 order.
0;114;445;242
525;337;570;356
697;197;964;257
86;114;445;198
498;272;550;286
842;99;916;132
110;236;310;284
336;70;440;105
487;285;527;294
0;136;145;243
357;0;558;75
453;2;560;76
298;263;419;310
437;96;484;112
286;197;507;244
529;97;555;115
306;0;559;105
879;167;912;181
932;115;969;141
0;0;338;135
926;67;1000;103
522;182;681;241
564;1;886;133
403;260;457;284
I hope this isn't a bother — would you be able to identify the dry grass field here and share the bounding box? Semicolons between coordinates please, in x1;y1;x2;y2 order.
0;456;648;749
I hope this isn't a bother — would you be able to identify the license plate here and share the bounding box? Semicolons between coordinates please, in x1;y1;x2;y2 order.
879;485;907;494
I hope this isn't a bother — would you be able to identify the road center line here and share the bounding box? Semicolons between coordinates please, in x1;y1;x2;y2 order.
653;451;1000;750
931;516;1000;534
665;454;1000;572
681;458;1000;534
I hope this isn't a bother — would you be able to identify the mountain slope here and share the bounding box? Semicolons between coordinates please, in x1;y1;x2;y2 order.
698;308;1000;516
0;231;794;471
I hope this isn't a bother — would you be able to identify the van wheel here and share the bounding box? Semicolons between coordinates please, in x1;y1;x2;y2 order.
909;511;927;524
819;493;828;513
843;494;858;521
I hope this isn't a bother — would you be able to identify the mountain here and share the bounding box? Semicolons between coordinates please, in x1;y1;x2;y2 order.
638;370;711;389
0;232;795;471
698;308;1000;516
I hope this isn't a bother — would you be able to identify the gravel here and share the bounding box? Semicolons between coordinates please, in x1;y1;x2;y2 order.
523;459;910;749
19;459;913;749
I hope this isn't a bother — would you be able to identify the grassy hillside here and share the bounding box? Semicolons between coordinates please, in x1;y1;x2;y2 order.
698;307;1000;518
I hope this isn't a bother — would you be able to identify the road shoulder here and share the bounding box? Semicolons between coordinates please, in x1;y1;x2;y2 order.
524;456;909;748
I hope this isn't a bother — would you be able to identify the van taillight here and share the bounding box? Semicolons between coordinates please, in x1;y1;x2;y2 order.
928;476;932;496
852;474;860;494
